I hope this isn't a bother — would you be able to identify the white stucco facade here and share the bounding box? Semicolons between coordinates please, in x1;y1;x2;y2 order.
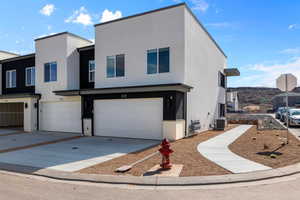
94;4;227;136
0;4;228;139
35;33;91;133
184;6;226;132
35;33;92;101
95;6;185;88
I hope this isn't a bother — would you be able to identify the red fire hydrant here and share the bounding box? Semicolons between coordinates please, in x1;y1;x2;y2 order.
159;139;174;170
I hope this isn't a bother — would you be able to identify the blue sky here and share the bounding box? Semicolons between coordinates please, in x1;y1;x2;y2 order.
1;0;300;88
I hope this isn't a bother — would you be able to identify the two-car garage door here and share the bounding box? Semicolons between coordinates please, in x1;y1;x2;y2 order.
94;98;163;140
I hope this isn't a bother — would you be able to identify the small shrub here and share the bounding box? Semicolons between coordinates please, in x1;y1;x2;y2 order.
263;144;269;150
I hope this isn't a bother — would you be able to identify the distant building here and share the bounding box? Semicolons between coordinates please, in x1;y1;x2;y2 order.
227;91;239;112
271;92;300;111
243;105;260;112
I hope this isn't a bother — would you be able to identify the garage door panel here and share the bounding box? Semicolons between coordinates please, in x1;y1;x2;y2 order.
94;98;163;140
40;102;81;133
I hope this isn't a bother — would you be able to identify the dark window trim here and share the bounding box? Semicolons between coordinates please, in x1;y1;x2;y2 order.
147;47;170;74
219;71;226;88
106;54;125;78
44;61;57;82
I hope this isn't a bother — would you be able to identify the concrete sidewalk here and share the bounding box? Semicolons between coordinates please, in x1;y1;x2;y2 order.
198;125;271;173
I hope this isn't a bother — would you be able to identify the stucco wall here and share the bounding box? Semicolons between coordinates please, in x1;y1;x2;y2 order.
66;36;92;90
35;34;68;101
95;6;185;88
184;7;226;133
35;34;91;101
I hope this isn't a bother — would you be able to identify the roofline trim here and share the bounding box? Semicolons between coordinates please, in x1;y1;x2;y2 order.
77;44;95;52
54;83;193;96
0;50;19;56
94;3;186;27
184;5;227;58
34;32;93;43
0;53;35;64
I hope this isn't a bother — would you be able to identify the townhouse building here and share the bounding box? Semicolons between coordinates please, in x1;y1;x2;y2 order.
0;3;238;141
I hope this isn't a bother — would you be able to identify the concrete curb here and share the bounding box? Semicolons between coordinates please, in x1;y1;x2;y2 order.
1;162;300;186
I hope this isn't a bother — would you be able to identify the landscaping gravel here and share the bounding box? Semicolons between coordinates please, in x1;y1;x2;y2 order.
78;125;238;177
229;126;300;168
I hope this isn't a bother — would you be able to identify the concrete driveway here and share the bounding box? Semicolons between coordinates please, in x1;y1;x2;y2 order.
0;128;24;136
0;136;159;172
0;131;80;152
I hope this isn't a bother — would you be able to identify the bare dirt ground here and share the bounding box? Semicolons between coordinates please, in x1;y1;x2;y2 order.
78;125;238;177
229;126;300;168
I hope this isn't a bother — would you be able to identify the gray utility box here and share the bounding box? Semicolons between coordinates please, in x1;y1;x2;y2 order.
215;119;225;130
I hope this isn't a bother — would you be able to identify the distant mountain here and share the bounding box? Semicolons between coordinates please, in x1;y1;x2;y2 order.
227;87;300;112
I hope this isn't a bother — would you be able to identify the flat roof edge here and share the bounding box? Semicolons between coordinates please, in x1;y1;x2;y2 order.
94;3;186;27
0;53;35;63
34;32;93;43
0;50;19;56
77;45;95;52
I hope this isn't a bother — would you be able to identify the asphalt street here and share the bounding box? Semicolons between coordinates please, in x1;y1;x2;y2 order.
1;170;300;200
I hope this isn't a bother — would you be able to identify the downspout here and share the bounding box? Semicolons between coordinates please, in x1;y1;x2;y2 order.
36;95;41;131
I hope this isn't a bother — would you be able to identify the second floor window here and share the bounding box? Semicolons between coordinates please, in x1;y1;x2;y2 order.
107;54;125;78
6;70;16;88
25;67;35;86
147;47;170;74
44;62;57;82
219;72;226;88
89;60;95;82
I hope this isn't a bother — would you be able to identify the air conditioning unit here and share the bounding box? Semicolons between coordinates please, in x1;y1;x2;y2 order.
215;119;225;130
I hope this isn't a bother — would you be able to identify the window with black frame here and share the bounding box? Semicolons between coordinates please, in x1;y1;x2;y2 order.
44;62;57;82
219;72;226;88
106;54;125;78
147;47;170;74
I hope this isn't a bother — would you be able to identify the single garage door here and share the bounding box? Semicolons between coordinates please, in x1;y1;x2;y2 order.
94;98;163;140
40;101;81;133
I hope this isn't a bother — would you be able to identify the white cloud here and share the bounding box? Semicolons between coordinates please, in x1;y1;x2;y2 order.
246;57;300;87
65;7;93;26
280;47;300;55
47;25;52;30
288;24;299;30
100;9;122;23
40;4;55;16
190;0;209;12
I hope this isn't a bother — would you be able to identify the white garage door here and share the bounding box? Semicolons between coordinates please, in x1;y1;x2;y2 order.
40;101;81;133
94;98;163;140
